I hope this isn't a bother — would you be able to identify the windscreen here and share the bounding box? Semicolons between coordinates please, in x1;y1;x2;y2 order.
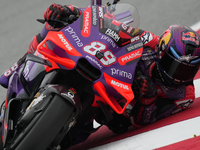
105;3;140;28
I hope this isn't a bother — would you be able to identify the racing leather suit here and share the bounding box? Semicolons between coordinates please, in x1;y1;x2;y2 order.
123;30;195;128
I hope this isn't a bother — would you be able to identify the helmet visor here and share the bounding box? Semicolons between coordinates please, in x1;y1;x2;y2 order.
160;51;199;82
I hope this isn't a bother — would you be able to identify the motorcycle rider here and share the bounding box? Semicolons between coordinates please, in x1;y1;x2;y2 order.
134;25;200;126
1;2;200;147
108;24;200;133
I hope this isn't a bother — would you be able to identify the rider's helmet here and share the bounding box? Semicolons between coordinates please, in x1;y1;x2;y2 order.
156;25;200;86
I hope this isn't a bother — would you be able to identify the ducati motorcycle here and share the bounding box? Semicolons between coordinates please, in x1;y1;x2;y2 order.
0;0;143;149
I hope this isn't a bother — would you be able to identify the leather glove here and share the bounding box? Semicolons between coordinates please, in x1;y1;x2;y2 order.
44;4;81;28
133;74;157;98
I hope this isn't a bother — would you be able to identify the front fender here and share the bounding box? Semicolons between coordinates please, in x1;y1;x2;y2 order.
41;84;82;111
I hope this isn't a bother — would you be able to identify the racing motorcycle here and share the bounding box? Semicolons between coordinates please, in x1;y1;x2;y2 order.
0;0;143;149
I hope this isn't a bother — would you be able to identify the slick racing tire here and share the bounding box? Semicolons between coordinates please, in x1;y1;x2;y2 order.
7;93;76;150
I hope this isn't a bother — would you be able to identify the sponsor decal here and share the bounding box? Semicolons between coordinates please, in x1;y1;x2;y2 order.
118;48;143;65
126;42;143;52
58;33;73;51
130;35;140;42
101;35;116;48
65;27;83;47
61;92;75;104
4;62;19;77
182;32;199;45
127;26;133;34
111;68;132;79
98;6;104;29
121;23;128;30
104;73;134;101
111;80;129;90
179;54;198;63
69;87;77;94
175;99;193;109
105;29;120;42
92;6;98;26
86;55;103;69
98;6;104;18
31;94;46;108
81;8;91;37
141;32;153;45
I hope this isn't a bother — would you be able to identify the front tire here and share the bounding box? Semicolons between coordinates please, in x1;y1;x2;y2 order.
8;93;76;150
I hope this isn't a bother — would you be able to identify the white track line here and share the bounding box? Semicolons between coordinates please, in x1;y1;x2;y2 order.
90;116;200;150
194;78;200;98
190;21;200;31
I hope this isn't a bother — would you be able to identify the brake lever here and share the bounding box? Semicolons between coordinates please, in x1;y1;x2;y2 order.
36;19;69;28
37;19;46;24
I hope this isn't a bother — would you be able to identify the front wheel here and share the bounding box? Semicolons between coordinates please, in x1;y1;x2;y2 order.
4;92;77;150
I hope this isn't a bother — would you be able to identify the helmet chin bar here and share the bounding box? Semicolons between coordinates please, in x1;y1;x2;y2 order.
163;71;181;87
160;50;199;83
163;70;194;87
155;61;174;87
155;59;193;87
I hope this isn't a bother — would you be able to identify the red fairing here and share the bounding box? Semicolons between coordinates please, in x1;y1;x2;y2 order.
81;7;91;37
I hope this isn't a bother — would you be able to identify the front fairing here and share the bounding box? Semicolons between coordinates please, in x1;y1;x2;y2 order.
2;55;53;145
37;3;143;114
5;55;50;107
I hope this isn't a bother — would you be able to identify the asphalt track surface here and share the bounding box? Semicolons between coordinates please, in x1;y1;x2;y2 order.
0;0;200;149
